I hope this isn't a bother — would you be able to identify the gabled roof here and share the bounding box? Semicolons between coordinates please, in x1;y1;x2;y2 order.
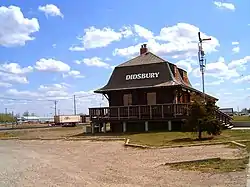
117;52;166;67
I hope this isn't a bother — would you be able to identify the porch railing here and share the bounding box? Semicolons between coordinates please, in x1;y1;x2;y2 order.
89;103;190;120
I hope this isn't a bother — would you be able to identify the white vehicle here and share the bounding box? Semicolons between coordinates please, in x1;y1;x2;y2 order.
54;115;81;127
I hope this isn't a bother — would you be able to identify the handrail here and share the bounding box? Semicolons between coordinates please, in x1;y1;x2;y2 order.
89;103;190;109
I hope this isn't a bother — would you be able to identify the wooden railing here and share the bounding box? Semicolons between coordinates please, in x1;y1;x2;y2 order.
89;104;233;125
89;104;190;121
215;109;233;125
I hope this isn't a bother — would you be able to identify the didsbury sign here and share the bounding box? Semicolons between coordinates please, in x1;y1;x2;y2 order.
125;72;160;81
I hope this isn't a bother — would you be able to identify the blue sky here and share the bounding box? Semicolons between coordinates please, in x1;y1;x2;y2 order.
0;0;249;116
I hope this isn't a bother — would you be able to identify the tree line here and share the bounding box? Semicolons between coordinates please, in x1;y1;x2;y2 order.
0;113;16;123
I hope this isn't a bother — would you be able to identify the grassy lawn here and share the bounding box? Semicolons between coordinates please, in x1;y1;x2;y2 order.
167;142;250;173
233;115;250;122
126;130;250;147
167;157;249;173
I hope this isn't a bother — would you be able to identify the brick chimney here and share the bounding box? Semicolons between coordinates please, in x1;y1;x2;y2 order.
140;44;148;55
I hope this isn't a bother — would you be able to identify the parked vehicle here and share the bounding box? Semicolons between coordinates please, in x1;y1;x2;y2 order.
54;115;81;127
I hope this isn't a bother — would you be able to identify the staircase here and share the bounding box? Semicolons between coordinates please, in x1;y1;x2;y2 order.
215;110;234;129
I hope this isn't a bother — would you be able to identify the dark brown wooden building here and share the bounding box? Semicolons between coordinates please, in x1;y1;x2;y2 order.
89;44;233;133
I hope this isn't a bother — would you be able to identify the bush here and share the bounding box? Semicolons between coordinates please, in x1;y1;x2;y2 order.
186;98;222;140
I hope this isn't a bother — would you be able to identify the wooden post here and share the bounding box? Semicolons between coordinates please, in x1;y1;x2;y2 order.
145;121;149;132
149;105;152;119
123;122;126;132
103;122;106;133
118;107;120;120
128;106;130;119
161;105;164;118
138;106;141;119
91;122;95;134
168;121;172;131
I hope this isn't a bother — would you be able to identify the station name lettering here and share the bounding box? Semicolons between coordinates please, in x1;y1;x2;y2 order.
125;72;160;80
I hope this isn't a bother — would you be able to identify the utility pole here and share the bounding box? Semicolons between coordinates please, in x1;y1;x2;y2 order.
54;100;58;116
198;32;211;102
5;108;7;115
73;95;76;115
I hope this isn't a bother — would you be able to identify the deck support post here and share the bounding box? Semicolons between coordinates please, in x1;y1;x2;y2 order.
99;123;101;132
91;123;95;134
123;122;127;133
145;121;149;132
168;120;172;131
103;122;106;133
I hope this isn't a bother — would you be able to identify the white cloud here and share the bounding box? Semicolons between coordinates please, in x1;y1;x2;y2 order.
175;59;195;74
206;79;224;86
213;1;235;11
7;89;40;97
0;72;28;84
0;63;33;74
233;75;250;83
193;57;239;79
232;41;239;45
119;26;134;38
113;23;219;59
69;26;133;51
38;83;68;92
134;24;154;40
0;82;12;88
52;44;56;48
35;58;70;72
63;70;85;79
232;46;240;53
77;57;111;69
228;56;250;70
0;6;39;47
38;4;63;18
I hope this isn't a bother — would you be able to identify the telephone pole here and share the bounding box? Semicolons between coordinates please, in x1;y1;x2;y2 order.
54;100;58;116
5;108;7;114
73;95;76;115
198;31;211;102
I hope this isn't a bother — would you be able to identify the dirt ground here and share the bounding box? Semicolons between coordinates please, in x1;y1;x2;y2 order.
0;140;246;187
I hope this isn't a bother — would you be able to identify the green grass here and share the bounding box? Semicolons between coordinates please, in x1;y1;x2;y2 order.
126;130;250;147
165;139;250;173
168;157;249;173
233;115;250;122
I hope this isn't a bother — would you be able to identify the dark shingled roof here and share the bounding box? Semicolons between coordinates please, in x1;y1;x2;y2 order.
95;50;217;100
117;52;166;67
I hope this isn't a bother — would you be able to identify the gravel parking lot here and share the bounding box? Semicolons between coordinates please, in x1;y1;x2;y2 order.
0;140;246;187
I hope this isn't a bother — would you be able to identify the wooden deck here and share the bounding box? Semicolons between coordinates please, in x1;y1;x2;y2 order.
89;103;233;126
89;104;190;122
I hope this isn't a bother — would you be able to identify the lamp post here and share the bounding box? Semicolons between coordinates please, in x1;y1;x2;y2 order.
198;32;211;102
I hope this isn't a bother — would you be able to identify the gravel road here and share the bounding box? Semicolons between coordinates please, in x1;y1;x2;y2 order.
0;140;246;187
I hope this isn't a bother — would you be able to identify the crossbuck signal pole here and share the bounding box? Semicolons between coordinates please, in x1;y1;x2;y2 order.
198;32;211;103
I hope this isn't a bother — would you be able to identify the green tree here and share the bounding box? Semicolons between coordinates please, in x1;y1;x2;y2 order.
185;97;222;140
0;113;16;123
